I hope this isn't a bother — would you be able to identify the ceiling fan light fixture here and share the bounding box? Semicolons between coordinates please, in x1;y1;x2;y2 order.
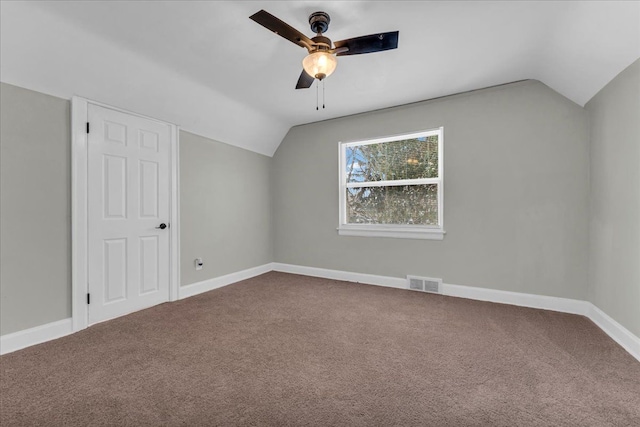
302;51;337;80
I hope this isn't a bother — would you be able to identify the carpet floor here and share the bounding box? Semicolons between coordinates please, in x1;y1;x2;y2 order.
1;272;639;426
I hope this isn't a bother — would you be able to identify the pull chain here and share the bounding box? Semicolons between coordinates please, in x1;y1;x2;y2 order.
323;79;326;109
314;79;327;111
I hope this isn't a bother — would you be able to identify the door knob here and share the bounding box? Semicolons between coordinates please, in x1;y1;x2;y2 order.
156;223;168;230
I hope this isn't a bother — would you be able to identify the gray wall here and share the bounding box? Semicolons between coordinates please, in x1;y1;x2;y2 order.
0;83;273;335
1;83;72;335
180;131;272;286
273;81;591;300
586;59;640;337
3;73;637;337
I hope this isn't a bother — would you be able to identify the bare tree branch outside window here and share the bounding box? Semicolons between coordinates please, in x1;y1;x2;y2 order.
344;134;439;226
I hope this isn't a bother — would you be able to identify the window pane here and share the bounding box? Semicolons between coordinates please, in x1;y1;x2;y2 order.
345;135;438;183
347;184;438;225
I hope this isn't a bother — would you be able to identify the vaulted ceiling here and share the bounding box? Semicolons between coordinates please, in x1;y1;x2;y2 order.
1;1;639;156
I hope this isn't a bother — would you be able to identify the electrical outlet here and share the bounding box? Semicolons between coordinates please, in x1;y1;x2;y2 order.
195;258;203;270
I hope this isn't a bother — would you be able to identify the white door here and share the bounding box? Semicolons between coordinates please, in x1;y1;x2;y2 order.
87;104;171;324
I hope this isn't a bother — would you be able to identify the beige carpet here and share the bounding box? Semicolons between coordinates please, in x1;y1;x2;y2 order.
1;272;639;426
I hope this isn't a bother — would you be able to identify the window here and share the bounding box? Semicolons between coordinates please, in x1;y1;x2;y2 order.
338;128;444;239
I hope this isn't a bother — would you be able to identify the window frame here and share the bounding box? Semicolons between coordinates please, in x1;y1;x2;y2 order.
337;127;445;240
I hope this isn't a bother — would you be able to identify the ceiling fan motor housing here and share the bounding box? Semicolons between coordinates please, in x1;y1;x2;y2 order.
309;11;330;34
311;35;332;50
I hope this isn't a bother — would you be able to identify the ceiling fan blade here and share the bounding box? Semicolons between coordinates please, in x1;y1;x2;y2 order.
334;31;399;56
296;70;315;89
249;10;314;50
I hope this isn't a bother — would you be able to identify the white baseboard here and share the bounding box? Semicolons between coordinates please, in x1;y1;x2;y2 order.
0;318;73;356
272;262;407;289
588;304;640;362
273;263;588;314
3;263;638;364
179;263;272;299
441;283;590;315
272;262;639;363
1;264;273;355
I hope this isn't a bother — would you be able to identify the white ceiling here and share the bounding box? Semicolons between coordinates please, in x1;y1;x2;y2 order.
1;1;639;156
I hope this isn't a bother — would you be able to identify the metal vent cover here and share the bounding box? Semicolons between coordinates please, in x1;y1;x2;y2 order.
409;277;424;291
424;280;440;293
407;275;442;294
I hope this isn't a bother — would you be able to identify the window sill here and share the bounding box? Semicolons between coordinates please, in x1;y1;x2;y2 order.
337;225;445;240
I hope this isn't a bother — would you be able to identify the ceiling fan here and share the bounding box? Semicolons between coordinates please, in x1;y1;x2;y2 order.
250;9;399;89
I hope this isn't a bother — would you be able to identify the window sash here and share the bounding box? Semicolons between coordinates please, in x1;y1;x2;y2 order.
345;182;440;227
345;177;439;188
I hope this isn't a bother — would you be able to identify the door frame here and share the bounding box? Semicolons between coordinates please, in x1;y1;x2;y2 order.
71;96;180;332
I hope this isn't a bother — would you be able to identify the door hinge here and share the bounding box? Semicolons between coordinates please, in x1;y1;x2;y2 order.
86;122;90;134
87;293;90;305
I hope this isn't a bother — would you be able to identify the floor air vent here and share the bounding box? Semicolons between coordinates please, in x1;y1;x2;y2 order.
407;276;442;294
